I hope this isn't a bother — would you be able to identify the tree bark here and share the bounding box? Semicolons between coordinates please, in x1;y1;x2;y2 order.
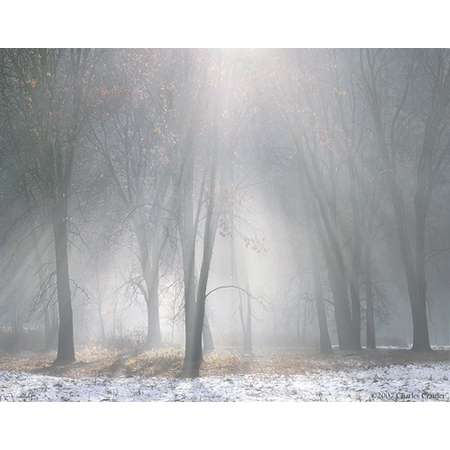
145;271;161;347
184;215;216;376
183;164;218;377
244;294;253;355
180;140;197;376
135;222;162;348
413;185;432;351
53;198;75;363
202;313;214;353
349;171;362;350
312;251;332;353
364;245;376;349
320;231;356;351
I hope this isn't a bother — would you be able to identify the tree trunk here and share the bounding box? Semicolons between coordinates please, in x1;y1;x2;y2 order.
94;266;105;344
412;192;432;351
350;190;362;350
202;313;214;353
350;251;362;350
53;199;75;363
181;150;198;376
44;305;58;350
145;272;161;347
244;294;253;355
184;239;214;377
312;254;332;353
238;292;253;355
44;306;50;348
183;168;217;377
135;222;162;349
322;236;356;351
97;303;105;344
364;246;376;349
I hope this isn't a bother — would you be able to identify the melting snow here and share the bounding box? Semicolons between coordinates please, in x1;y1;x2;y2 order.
1;363;450;401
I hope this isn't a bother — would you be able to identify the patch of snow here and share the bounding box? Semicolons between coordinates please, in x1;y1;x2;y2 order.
1;363;450;401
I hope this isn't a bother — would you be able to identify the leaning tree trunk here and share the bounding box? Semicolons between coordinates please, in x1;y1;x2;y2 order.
53;198;75;363
183;167;218;378
184;224;216;377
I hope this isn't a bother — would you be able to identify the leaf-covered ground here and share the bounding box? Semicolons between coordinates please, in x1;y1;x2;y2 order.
1;347;450;378
1;348;450;401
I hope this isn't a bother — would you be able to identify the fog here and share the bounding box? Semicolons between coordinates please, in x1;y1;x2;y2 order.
1;49;450;376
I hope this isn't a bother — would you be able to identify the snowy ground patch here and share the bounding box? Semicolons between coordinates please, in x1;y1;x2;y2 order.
1;362;450;401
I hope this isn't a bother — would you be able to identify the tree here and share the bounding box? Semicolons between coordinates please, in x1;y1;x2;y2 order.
360;49;450;351
0;49;98;362
88;50;174;347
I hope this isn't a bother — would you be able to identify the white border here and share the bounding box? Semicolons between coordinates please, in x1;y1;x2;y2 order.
1;2;449;449
1;0;450;48
0;402;448;449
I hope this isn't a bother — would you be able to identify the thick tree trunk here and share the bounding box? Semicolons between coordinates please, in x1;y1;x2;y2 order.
12;302;22;343
135;222;162;349
350;194;362;350
321;236;356;351
94;267;105;344
44;306;58;350
145;273;161;347
183;169;217;377
181;146;198;376
412;192;432;351
53;199;75;363
97;303;105;344
244;294;253;355
44;307;50;348
312;257;332;354
350;257;362;350
364;246;376;349
202;313;214;353
330;270;355;350
182;273;196;375
184;247;213;377
238;293;253;355
350;284;361;349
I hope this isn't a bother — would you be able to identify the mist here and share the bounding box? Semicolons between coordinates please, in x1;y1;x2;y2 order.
1;48;450;388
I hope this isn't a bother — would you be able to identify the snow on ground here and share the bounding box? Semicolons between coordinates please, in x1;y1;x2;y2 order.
1;362;450;401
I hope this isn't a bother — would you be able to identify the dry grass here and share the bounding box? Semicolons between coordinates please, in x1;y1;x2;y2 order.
1;347;450;379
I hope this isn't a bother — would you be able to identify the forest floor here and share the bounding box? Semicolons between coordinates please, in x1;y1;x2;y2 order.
1;346;450;378
1;347;450;400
